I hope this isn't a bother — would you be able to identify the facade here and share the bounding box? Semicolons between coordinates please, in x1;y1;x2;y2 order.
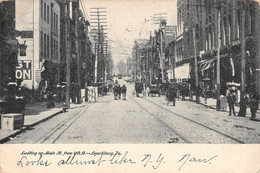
175;0;260;98
15;0;61;94
0;0;17;86
200;0;259;96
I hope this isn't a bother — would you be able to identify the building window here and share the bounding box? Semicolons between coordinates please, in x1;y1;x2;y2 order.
47;35;49;58
47;5;49;23
51;10;53;27
53;39;56;59
250;9;255;35
44;33;46;58
51;37;53;59
56;14;58;29
41;0;43;19
53;13;56;28
41;31;43;56
56;40;58;59
44;2;46;21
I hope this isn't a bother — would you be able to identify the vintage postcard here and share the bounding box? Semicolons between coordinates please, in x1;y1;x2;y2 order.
0;0;259;172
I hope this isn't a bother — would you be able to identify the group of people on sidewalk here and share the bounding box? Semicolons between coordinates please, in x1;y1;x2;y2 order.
226;86;259;120
162;81;259;120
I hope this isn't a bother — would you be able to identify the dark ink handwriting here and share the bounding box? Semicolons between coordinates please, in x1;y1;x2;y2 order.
57;154;106;166
17;155;52;168
178;154;218;171
141;153;165;169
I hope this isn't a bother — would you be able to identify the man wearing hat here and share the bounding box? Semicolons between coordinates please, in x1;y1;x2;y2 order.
227;88;237;116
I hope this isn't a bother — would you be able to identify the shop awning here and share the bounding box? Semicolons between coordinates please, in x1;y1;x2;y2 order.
175;63;189;79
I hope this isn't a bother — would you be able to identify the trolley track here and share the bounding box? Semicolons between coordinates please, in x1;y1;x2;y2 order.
128;94;191;143
37;105;90;144
127;89;244;143
142;97;245;144
35;97;103;144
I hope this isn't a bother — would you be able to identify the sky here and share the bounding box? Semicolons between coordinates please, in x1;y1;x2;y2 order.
83;0;178;66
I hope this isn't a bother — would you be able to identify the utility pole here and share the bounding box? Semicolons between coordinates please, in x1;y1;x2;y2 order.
84;20;90;96
238;0;246;117
94;43;98;84
173;40;177;80
255;1;260;99
216;7;221;110
105;40;108;84
193;28;199;103
64;1;71;108
160;25;164;82
75;1;81;104
90;7;107;85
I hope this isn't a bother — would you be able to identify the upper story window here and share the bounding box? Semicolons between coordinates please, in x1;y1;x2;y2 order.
56;14;58;29
44;2;46;21
47;5;49;23
41;0;43;19
53;13;56;28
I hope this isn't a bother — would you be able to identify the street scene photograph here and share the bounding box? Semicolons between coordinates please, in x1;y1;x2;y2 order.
0;0;260;144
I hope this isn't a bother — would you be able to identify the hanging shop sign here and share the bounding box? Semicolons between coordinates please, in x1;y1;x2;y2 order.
16;60;31;80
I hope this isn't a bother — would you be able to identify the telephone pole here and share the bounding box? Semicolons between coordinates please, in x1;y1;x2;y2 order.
105;40;108;84
90;7;107;85
74;1;81;104
63;1;71;108
255;1;260;99
216;7;221;110
238;0;247;117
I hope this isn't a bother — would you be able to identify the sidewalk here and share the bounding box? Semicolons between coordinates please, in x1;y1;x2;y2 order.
0;101;89;143
188;96;260;118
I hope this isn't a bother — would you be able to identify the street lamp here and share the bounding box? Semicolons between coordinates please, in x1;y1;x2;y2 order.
185;27;199;103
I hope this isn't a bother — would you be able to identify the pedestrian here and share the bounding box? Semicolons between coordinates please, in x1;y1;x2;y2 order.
227;88;237;116
167;85;177;106
249;90;259;120
46;87;55;108
118;85;121;99
121;85;127;100
181;85;186;101
113;85;118;100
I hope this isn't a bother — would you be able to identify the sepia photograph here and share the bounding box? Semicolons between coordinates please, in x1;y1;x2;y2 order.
0;0;260;172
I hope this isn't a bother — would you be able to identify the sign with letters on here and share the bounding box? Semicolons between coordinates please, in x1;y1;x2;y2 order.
16;60;32;80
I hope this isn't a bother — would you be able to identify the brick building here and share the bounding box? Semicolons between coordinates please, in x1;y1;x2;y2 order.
176;0;260;97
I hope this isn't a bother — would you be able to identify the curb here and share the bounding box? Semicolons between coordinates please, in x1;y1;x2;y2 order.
189;99;216;110
0;110;63;144
0;101;94;144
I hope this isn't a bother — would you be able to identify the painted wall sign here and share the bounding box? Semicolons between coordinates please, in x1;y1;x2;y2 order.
16;60;32;80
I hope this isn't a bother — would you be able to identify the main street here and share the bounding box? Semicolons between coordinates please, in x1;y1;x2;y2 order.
7;80;260;144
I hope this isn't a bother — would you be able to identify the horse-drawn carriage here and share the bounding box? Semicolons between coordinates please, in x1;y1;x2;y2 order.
135;82;143;97
148;84;161;97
